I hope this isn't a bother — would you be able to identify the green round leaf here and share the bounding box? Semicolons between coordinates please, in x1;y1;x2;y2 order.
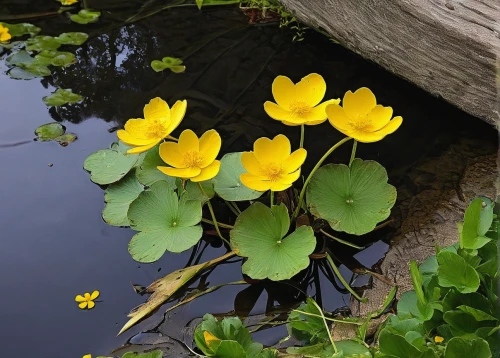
307;159;396;235
127;181;203;262
19;63;51;76
150;60;168;72
135;144;175;187
103;172;144;227
213;152;263;201
70;10;101;24
185;180;215;203
0;22;40;37
169;65;186;73
231;203;316;281
444;337;491;358
34;50;76;67
5;50;33;66
26;36;62;51
437;251;480;293
35;123;65;141
43;88;83;106
7;67;39;80
83;141;141;185
57;32;88;45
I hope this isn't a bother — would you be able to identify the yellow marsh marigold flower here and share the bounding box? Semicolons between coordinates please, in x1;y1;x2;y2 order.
117;97;187;154
326;87;403;143
434;336;444;343
75;290;99;309
264;73;340;126
58;0;79;5
82;355;91;358
158;129;221;182
0;24;12;42
240;134;306;192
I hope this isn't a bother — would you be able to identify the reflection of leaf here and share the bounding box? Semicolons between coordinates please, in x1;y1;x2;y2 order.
231;203;316;280
0;22;40;37
103;172;144;227
118;250;237;335
43;88;83;106
127;181;203;261
307;159;396;235
57;32;89;45
70;10;101;24
151;56;186;73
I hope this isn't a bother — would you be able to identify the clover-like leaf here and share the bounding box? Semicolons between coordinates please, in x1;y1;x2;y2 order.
231;203;316;281
25;36;62;51
0;22;40;37
56;32;88;45
102;172;144;227
84;141;141;185
307;159;396;235
70;10;101;24
151;56;186;73
127;181;203;262
43;88;83;106
135;144;176;187
34;50;76;67
437;251;480;293
214;152;263;201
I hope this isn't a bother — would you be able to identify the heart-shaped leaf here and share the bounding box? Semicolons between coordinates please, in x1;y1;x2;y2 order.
0;22;40;37
84;141;141;185
213;152;263;201
43;88;83;106
127;181;203;262
231;203;316;281
57;32;88;45
437;251;480;293
102;172;144;227
151;56;186;73
70;10;101;24
307;159;396;235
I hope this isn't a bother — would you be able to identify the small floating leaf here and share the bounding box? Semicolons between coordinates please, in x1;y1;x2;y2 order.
57;32;88;45
7;67;39;80
26;36;62;51
54;133;77;146
34;50;76;67
56;0;80;5
35;123;65;141
103;172;144;227
5;50;33;66
151;56;185;73
19;63;51;76
70;10;101;24
43;88;83;106
0;22;40;37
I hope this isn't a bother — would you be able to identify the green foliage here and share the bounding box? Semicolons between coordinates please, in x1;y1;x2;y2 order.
135;144;175;187
0;22;40;37
70;10;101;24
34;122;77;146
43;88;83;106
34;50;76;67
195;0;240;10
121;351;163;358
307;159;396;235
150;56;186;73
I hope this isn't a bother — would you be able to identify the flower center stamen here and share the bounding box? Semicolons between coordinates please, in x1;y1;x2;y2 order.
289;101;312;117
349;114;373;132
182;151;204;168
146;120;166;138
262;163;284;182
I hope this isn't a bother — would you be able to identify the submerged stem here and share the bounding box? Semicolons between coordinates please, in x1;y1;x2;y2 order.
310;299;338;354
270;190;274;207
320;229;364;250
201;218;234;230
198;183;231;246
292;137;352;220
349;140;357;167
326;253;367;303
224;200;240;217
300;124;305;148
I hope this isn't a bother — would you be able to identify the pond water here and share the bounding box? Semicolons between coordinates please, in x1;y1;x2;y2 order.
0;2;497;357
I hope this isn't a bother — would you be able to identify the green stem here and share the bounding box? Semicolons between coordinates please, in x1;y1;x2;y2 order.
229;201;241;215
326;253;367;303
293;137;352;220
299;124;305;148
224;200;240;217
320;229;364;250
201;218;234;230
310;300;338;354
270;190;274;207
198;183;231;246
349;140;357;167
292;309;363;325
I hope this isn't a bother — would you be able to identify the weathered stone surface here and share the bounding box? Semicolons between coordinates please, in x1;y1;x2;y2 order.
279;0;500;126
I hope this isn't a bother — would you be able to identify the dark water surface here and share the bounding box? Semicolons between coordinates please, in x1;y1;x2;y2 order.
0;2;497;357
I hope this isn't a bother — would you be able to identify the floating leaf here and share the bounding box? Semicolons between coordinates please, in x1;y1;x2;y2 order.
103;172;144;227
7;67;39;80
42;88;83;106
54;133;77;146
0;22;40;37
5;50;33;66
35;123;65;141
57;32;88;45
307;159;396;235
185;179;215;203
34;50;76;67
135;144;175;187
70;10;101;24
84;141;141;185
437;251;480;293
25;36;62;51
118;250;236;335
151;56;186;73
18;62;51;76
231;203;316;281
213;152;263;201
5;50;50;78
127;181;203;262
444;337;491;358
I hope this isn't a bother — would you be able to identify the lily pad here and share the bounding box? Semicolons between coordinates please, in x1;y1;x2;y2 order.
35;123;65;141
135;144;175;187
70;10;101;24
151;56;186;73
57;32;88;45
437;251;480;293
34;50;76;67
54;133;77;146
103;172;144;227
128;181;203;262
231;203;316;281
0;22;40;37
7;67;39;80
42;88;83;106
18;63;51;76
213;152;263;201
307;159;396;235
5;50;50;78
5;50;33;66
25;36;62;51
185;179;215;203
84;141;141;185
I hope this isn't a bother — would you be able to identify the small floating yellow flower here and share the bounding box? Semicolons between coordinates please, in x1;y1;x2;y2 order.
326;87;403;143
75;290;99;310
264;73;340;126
240;134;306;192
117;97;187;154
83;355;91;358
57;0;79;5
0;24;12;43
158;129;221;182
434;336;444;343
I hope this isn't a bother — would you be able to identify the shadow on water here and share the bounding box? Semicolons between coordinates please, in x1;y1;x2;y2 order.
0;1;497;356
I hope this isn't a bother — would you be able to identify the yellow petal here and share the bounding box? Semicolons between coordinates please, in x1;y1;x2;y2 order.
143;97;170;123
90;290;100;300
84;293;91;300
191;160;221;182
124;118;152;140
281;120;302;126
281;169;301;184
351;116;403;143
282;149;307;173
87;301;95;309
75;295;86;302
434;336;444;343
126;140;160;154
326;103;352;133
159;141;185;168
117;130;156;146
241;152;263;176
302;98;340;124
295;73;326;107
343;87;377;119
83;355;92;358
157;166;201;179
254;135;290;164
165;99;187;134
78;302;88;309
269;181;293;191
240;173;272;192
178;129;199;154
199;130;221;168
272;75;296;109
264;101;292;122
367;105;393;131
204;331;220;345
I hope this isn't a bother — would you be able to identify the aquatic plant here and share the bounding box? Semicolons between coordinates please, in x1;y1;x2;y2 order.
0;24;11;42
83;74;403;334
75;290;100;309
